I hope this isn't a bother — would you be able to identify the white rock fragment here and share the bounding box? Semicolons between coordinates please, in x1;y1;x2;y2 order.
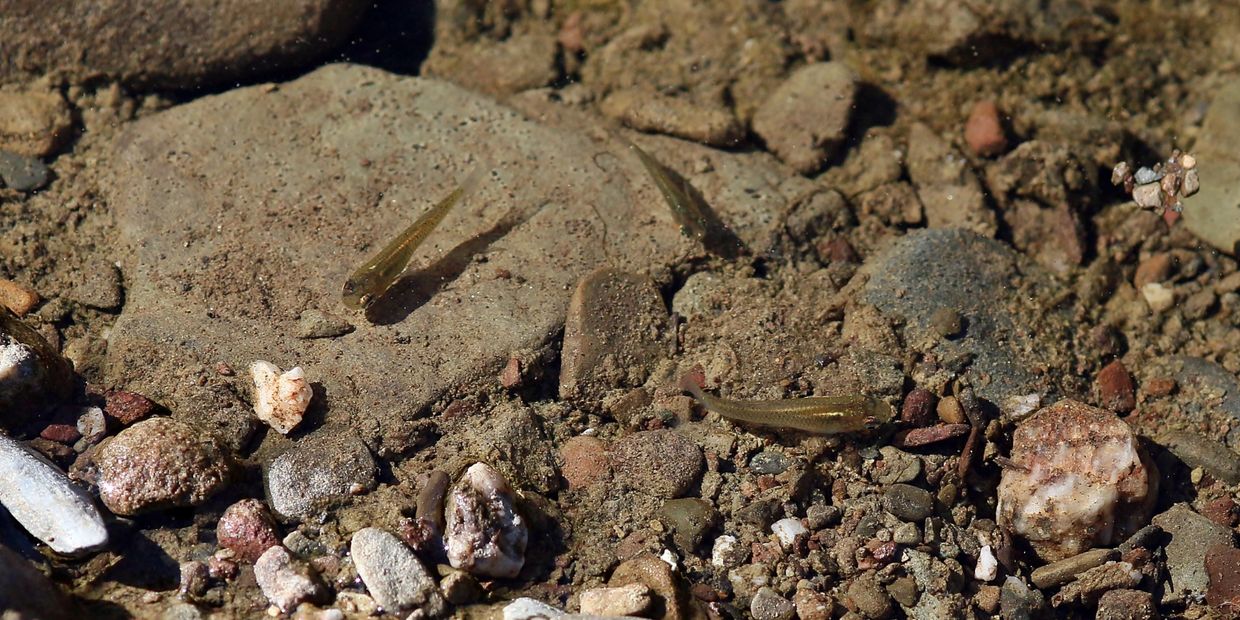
1000;393;1042;422
250;360;312;434
771;517;808;548
0;434;108;556
1132;182;1163;209
711;535;742;569
350;527;446;616
974;545;997;581
446;463;528;579
1141;282;1175;313
503;597;565;620
997;400;1155;562
254;545;326;612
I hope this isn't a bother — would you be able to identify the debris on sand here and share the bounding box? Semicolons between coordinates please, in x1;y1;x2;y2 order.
250;360;312;435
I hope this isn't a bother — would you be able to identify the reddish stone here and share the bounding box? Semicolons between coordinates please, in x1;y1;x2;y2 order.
216;499;280;563
207;556;239;581
964;100;1007;157
900;388;936;427
561;435;609;490
892;424;970;448
817;236;860;264
103;389;157;425
40;423;81;444
28;437;74;463
1206;544;1240;607
1094;360;1136;414
1202;497;1240;528
1144;377;1176;398
499;357;522;389
1133;253;1172;289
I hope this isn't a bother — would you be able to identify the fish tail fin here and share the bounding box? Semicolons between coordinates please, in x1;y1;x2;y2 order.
678;368;707;401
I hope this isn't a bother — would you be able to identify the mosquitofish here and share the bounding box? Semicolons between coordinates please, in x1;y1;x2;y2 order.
680;374;894;434
342;167;486;310
616;136;744;258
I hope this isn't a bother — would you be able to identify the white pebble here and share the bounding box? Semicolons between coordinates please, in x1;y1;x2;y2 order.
711;535;741;568
1181;154;1196;169
0;434;108;556
771;517;808;548
974;545;998;581
1000;393;1042;422
1141;282;1175;313
250;360;312;434
446;463;527;578
660;548;679;570
503;597;565;620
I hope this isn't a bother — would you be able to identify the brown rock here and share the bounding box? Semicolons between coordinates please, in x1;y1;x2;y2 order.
1201;497;1239;528
0;90;72;158
103;389;158;425
891;424;970;448
997;400;1155;562
1094;360;1135;414
39;423;80;444
936;395;966;424
1144;377;1176;398
793;589;835;620
0;0;368;89
600;89;745;148
217;499;281;563
609;552;691;620
974;585;1000;614
499;357;522;389
816;236;860;264
1095;588;1155;620
1206;544;1240;607
752;62;858;174
900;388;936;427
560;435;609;490
0;279;39;316
1133;253;1173;289
94;417;231;515
964;100;1007;157
611;430;703;498
559;267;669;403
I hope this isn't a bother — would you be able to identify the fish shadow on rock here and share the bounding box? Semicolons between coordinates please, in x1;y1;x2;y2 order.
365;204;545;326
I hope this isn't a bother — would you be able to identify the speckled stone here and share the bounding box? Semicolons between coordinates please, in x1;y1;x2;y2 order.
94;417;231;515
611;430;703;499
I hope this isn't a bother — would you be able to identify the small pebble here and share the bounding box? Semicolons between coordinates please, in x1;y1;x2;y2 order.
930;308;963;338
883;484;933;522
900;388;936;427
750;586;796;620
0;279;39;316
295;309;353;339
1094;360;1135;414
350;527;446;616
438;567;482;605
40;423;80;444
1157;429;1240;484
1153;503;1235;600
0;150;49;191
750;450;793;475
846;572;893;619
254;546;327;612
179;561;210;598
999;393;1041;422
250;360;312;435
0;433;108;556
974;545;998;582
264;432;377;520
964;100;1007;157
579;583;653;617
772;517;809;548
793;589;835;620
611;430;704;499
660;497;718;552
1134;167;1162;185
502;598;565;620
217;499;281;563
76;406;108;444
499;357;522;389
1141;281;1174;312
1030;548;1115;589
1133;253;1172;289
936;396;966;424
892;424;970;447
711;535;745;569
1095;589;1156;620
560;435;609;490
103;389;157;425
999;577;1044;619
893;522;920;545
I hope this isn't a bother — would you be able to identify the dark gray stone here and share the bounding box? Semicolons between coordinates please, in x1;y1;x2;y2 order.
264;430;377;521
749;450;793;475
0;150;49;191
883;484;934;522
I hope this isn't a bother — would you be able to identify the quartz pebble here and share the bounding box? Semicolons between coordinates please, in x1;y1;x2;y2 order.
0;433;108;556
446;463;528;579
95;417;232;515
254;545;327;612
350;527;446;616
997;400;1155;562
1140;282;1174;312
579;583;652;617
217;499;280;563
250;360;312;434
750;586;796;620
772;517;808;548
974;545;997;582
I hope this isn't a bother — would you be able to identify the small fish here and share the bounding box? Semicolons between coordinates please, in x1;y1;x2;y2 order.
342;167;486;310
680;374;894;434
617;136;744;258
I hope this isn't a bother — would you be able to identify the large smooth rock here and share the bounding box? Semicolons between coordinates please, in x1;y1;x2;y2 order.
0;434;108;556
103;64;786;453
0;0;368;89
860;228;1073;402
1184;81;1240;255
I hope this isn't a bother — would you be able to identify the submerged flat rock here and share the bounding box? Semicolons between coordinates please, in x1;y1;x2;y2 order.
103;63;787;453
